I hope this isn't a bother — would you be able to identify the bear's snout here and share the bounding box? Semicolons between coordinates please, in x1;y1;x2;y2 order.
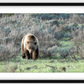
29;49;33;54
29;46;35;50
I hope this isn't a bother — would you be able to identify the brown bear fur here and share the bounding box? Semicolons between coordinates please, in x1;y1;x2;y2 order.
21;33;39;60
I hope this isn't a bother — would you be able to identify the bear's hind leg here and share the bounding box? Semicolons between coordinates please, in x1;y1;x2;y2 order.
21;42;26;59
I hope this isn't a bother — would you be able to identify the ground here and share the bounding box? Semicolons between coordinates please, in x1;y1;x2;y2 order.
0;55;84;73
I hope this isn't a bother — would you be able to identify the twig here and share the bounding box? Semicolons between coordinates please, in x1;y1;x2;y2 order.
45;64;55;69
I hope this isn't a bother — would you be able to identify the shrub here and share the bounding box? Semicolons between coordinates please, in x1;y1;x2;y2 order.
69;14;84;24
40;45;58;59
54;31;65;40
71;28;84;59
0;38;3;44
69;46;78;61
47;45;58;54
31;14;55;20
4;37;12;44
0;41;20;61
50;20;60;26
64;33;72;38
56;48;69;58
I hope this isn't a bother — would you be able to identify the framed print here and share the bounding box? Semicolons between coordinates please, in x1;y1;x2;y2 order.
0;1;84;83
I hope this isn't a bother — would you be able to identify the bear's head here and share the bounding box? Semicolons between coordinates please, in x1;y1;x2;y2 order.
25;34;37;54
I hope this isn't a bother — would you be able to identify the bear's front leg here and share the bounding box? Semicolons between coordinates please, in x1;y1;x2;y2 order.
32;48;39;60
24;50;30;63
22;53;26;59
25;49;30;59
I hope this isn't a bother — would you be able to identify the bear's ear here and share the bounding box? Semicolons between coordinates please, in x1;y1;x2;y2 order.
34;42;37;45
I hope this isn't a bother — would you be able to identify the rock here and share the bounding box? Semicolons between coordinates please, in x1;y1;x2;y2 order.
49;60;54;63
60;67;66;72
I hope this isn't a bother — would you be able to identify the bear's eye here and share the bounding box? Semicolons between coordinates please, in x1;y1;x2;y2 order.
27;42;30;44
34;42;37;45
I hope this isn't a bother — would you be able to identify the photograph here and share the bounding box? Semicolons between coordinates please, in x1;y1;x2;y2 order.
0;13;84;73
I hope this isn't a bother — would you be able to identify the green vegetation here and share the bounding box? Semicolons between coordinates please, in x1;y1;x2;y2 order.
0;55;84;72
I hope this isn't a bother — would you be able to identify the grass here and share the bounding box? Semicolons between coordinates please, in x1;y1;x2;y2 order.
0;55;84;73
58;38;73;49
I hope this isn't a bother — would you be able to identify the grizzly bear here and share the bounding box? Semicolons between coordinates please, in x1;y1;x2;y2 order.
21;33;39;60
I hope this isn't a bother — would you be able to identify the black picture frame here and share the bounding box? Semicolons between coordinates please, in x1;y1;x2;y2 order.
0;80;83;83
0;3;84;6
